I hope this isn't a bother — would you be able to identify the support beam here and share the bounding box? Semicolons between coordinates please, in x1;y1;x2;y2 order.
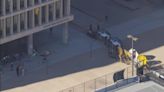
60;0;63;18
27;34;33;55
32;10;35;28
46;5;49;23
53;2;56;20
24;0;28;8
17;14;21;32
10;17;13;35
39;7;42;25
10;0;13;13
24;12;28;30
2;19;6;38
67;0;71;16
63;22;68;44
17;0;20;10
2;0;6;15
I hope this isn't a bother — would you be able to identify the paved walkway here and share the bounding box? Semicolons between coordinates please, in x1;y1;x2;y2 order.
1;24;130;92
2;0;164;92
107;8;164;39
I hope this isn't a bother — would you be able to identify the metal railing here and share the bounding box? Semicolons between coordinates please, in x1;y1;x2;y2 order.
59;66;136;92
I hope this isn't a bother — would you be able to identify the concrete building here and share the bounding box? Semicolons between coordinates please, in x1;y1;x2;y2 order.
0;0;73;55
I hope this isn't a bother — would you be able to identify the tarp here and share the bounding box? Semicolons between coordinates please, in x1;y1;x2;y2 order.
113;69;125;82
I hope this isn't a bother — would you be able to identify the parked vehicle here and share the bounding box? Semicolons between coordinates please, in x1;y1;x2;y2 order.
97;31;111;41
87;30;111;42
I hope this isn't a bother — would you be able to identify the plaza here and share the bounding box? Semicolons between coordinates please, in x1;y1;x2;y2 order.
0;0;164;92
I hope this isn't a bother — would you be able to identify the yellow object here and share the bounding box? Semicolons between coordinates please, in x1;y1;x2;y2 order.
124;49;131;58
137;55;147;66
117;46;123;56
34;8;40;15
117;46;123;62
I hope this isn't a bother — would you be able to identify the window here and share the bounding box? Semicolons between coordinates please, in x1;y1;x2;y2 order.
6;18;11;36
42;0;48;3
6;0;10;14
0;0;3;16
63;0;67;16
41;6;46;24
0;19;3;38
34;8;40;26
27;0;33;7
34;0;39;5
13;0;17;11
49;3;54;21
56;1;61;19
20;13;25;31
13;15;18;33
20;0;25;9
27;10;33;29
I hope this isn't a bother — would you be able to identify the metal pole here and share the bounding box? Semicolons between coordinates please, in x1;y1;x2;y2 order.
90;39;93;59
105;75;107;92
95;79;96;91
84;82;85;92
46;59;48;74
132;39;134;76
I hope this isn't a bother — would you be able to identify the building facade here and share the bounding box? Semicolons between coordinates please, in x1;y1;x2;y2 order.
0;0;73;55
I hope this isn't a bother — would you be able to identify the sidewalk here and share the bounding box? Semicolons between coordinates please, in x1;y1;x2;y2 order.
2;0;164;92
2;21;164;92
1;24;130;92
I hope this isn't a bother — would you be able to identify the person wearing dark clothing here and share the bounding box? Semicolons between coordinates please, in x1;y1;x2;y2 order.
10;62;14;71
16;65;23;77
16;65;20;77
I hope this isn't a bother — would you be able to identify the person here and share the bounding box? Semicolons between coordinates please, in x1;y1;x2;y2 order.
21;66;25;76
122;49;131;64
116;45;123;62
10;62;14;71
16;65;20;77
97;24;100;31
129;48;139;63
136;55;148;82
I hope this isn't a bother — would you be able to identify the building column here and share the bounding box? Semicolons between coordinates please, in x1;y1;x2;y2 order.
46;5;49;23
67;0;71;16
2;19;6;38
27;34;33;55
63;22;69;44
53;2;56;20
17;0;20;10
32;0;35;27
38;7;42;26
17;14;21;32
60;0;63;18
10;0;13;13
10;17;13;35
24;0;27;8
2;0;6;15
24;12;28;30
38;0;42;25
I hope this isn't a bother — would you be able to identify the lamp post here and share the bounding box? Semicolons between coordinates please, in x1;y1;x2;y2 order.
127;35;138;76
41;50;50;75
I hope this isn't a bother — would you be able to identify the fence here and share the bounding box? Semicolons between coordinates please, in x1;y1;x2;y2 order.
59;66;136;92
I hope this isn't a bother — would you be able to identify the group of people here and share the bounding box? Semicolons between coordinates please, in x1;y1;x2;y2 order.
115;44;148;67
114;45;149;82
